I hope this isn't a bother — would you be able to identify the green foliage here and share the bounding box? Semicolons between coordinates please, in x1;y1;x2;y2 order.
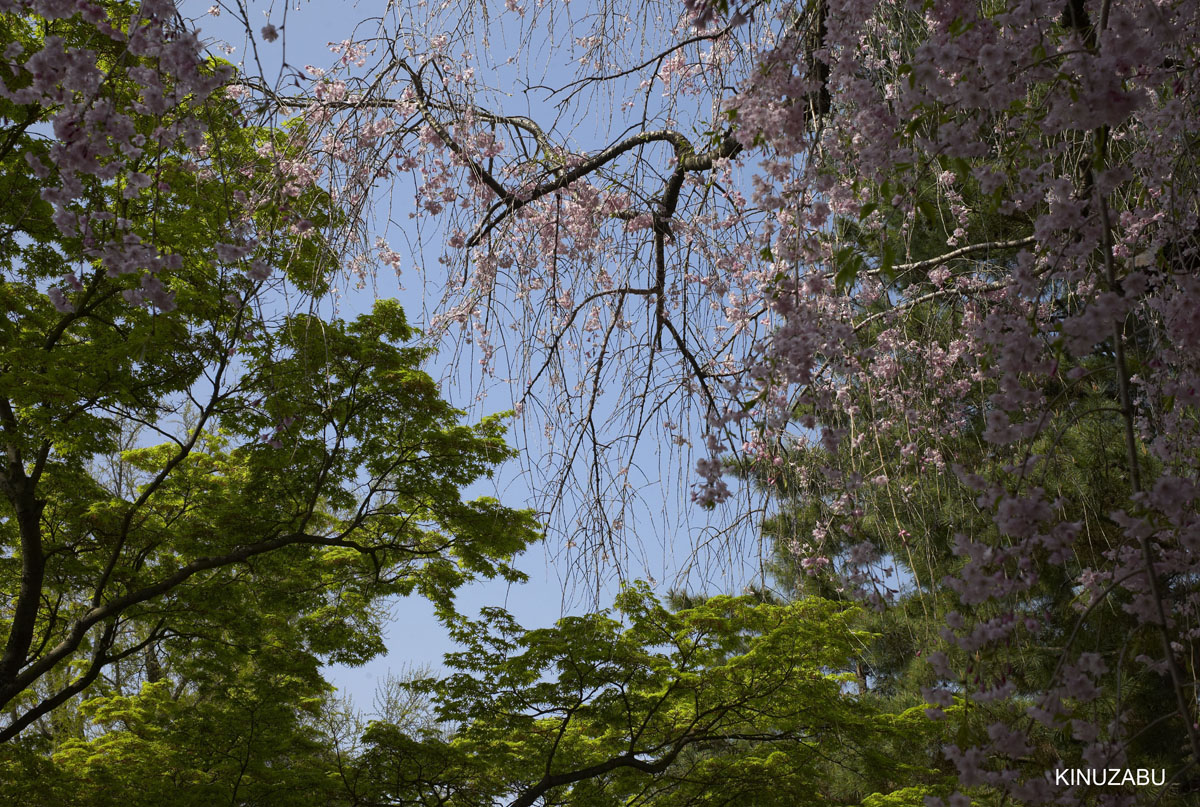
0;3;538;800
351;584;946;807
50;667;339;807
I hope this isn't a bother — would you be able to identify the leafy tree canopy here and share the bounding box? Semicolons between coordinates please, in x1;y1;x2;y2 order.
0;2;539;787
349;584;950;807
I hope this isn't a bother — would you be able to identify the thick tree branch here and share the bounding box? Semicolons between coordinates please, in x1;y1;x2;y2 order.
508;745;682;807
0;528;415;720
0;396;46;693
0;619;167;744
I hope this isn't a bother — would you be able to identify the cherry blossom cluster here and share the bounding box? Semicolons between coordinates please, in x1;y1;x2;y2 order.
2;0;342;320
2;1;227;310
689;0;1200;803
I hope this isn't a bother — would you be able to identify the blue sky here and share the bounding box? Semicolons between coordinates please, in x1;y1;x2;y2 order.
194;0;768;708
